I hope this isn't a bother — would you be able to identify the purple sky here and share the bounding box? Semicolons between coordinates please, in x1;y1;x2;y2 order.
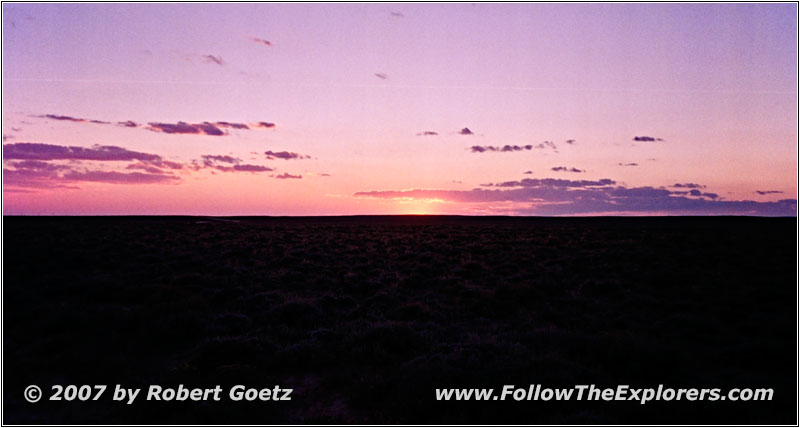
2;3;797;215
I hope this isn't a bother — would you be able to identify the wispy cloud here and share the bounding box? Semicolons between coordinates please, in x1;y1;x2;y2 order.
62;170;180;184
459;127;474;135
551;166;584;173
36;114;109;124
672;183;706;189
471;145;533;153
756;190;784;195
33;113;276;135
417;131;438;136
250;37;273;47
147;121;225;136
374;72;388;80
618;162;638;166
264;150;311;160
633;136;664;142
201;54;224;66
470;141;558;153
195;154;273;173
275;173;302;179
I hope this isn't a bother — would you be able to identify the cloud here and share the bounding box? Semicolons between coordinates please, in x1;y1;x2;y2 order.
375;73;388;80
471;145;533;153
36;114;109;124
264;150;311;160
196;154;273;173
756;190;784;195
4;143;162;162
250;37;273;47
3;145;182;189
534;141;557;150
523;170;533;174
672;183;706;189
201;154;240;165
492;178;616;188
62;170;179;184
3;134;13;142
233;164;274;172
551;166;585;173
8;160;72;171
618;162;638;166
633;136;664;142
390;11;404;17
147;121;225;136
215;121;250;129
471;141;559;153
354;176;795;216
201;54;224;66
275;173;302;179
34;113;275;135
565;139;576;144
417;131;438;136
459;127;474;135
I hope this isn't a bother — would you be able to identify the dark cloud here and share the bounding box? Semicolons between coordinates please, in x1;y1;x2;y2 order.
565;139;576;145
375;73;388;80
4;143;161;162
354;176;795;216
2;143;189;191
147;121;225;136
417;131;438;136
202;54;224;66
672;183;706;189
117;120;139;128
275;173;302;179
250;37;273;47
618;162;638;166
756;190;784;195
459;128;474;135
264;150;311;160
254;122;276;129
551;166;585;173
523;170;533;175
633;136;664;142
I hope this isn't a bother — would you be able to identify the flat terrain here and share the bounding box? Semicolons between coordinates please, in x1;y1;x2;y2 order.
3;216;796;424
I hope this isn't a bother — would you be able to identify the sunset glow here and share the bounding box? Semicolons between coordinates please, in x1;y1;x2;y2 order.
3;3;797;215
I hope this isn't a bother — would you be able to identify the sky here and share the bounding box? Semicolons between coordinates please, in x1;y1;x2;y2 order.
2;3;797;216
